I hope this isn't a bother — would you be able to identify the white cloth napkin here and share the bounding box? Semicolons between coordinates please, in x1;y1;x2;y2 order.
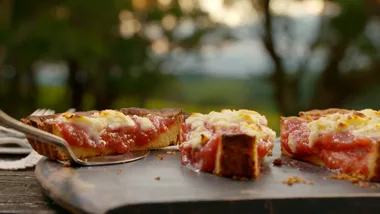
0;150;42;170
0;128;42;170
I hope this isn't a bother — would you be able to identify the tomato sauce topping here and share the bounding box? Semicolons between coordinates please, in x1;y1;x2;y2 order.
179;123;274;173
281;119;314;156
56;116;176;153
258;139;274;159
181;134;220;173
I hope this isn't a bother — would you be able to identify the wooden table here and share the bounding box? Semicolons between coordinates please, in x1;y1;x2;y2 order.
0;154;67;214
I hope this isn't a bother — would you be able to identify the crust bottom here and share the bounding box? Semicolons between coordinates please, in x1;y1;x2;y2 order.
281;146;325;166
28;124;181;161
214;134;259;179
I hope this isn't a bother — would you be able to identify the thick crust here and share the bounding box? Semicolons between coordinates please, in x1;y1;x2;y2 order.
119;107;183;118
368;141;380;181
299;108;352;118
214;134;259;179
280;110;380;182
21;108;184;161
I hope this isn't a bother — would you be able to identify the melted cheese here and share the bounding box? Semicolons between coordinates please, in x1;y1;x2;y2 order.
55;110;136;133
49;110;156;146
287;134;297;153
307;109;380;146
133;116;155;131
184;109;276;148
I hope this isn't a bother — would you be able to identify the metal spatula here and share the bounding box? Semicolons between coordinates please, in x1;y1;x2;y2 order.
0;109;150;166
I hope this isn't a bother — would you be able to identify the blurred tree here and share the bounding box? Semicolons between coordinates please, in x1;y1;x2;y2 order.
0;0;225;116
254;0;380;115
2;0;378;118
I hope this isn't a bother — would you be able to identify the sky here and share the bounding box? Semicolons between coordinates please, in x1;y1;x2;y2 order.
164;0;330;78
34;0;352;85
199;0;326;26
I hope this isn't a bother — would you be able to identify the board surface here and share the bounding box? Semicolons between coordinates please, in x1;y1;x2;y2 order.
35;141;380;214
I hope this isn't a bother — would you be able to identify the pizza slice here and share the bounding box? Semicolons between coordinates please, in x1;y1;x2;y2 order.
179;109;276;179
281;108;380;181
21;108;184;161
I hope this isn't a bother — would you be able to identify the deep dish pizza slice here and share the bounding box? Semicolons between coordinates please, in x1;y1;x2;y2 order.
21;108;184;161
179;109;276;179
281;108;380;181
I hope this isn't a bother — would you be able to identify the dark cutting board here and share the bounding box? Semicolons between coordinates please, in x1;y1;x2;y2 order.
35;140;380;214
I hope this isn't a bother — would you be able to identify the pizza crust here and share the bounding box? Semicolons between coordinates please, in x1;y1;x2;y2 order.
299;108;353;118
214;134;259;179
21;108;184;161
367;142;380;181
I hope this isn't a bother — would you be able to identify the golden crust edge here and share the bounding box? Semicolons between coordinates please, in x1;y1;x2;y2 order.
298;108;353;118
214;134;261;179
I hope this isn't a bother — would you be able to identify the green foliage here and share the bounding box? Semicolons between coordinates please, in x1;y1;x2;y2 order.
332;0;368;39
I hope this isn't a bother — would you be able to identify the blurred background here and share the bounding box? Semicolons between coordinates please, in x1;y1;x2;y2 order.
0;0;379;132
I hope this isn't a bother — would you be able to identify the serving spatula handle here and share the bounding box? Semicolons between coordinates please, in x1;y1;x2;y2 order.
0;109;75;163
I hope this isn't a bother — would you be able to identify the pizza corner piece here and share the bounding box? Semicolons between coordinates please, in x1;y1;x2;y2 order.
20;107;185;161
280;108;380;182
179;109;276;179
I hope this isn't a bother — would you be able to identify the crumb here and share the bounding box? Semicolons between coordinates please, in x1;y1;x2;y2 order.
323;177;327;180
165;151;176;155
282;176;315;186
155;154;164;160
358;181;369;188
64;162;71;167
330;173;359;183
329;173;376;188
267;151;273;156
294;176;302;183
155;176;160;181
116;169;121;175
272;158;283;166
282;176;300;185
289;161;297;167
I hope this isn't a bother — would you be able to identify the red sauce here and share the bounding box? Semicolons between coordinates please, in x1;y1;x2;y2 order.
320;149;370;174
179;123;274;173
281;119;375;174
258;139;274;159
56;116;176;153
179;131;220;173
281;119;313;156
59;123;92;147
180;122;190;142
179;123;219;172
314;133;373;151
